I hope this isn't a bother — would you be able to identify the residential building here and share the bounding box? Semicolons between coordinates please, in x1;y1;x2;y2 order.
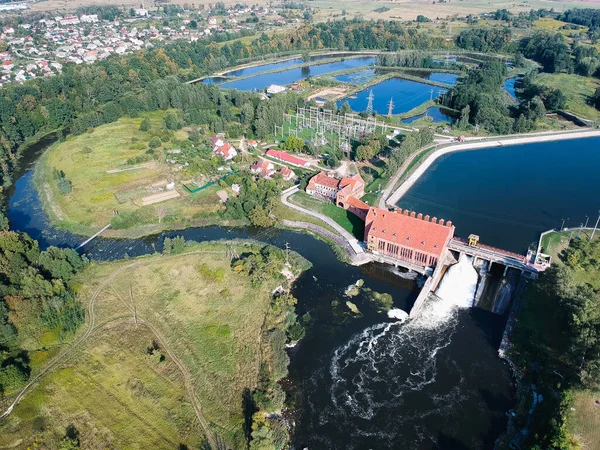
215;143;237;160
279;166;296;181
364;208;454;268
251;158;276;178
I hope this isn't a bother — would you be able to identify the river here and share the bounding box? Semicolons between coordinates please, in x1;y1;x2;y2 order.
7;138;515;449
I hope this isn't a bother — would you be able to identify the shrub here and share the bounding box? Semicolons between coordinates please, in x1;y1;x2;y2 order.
148;137;162;149
139;117;151;132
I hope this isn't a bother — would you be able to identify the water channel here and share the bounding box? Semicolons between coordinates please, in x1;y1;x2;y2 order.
218;57;376;91
7;136;517;448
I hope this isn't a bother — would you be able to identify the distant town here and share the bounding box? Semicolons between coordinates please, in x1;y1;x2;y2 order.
0;2;296;87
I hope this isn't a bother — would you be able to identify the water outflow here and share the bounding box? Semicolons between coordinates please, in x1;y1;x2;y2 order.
435;254;478;309
299;256;494;449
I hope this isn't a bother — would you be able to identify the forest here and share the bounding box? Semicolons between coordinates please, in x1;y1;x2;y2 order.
0;229;87;397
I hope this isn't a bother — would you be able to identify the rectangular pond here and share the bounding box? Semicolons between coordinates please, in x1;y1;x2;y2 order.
217;57;376;91
335;69;376;84
338;77;448;115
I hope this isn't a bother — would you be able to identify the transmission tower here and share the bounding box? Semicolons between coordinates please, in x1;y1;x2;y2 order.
366;90;374;115
387;97;394;118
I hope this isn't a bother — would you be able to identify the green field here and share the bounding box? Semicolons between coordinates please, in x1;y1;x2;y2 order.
0;326;204;449
36;113;224;235
536;73;600;122
0;242;309;449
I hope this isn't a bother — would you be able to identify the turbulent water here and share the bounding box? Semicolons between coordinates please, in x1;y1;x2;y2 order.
293;255;510;449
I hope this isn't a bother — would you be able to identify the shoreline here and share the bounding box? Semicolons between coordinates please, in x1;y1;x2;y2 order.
385;129;600;206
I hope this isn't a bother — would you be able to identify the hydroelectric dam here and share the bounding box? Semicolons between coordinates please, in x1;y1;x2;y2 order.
344;202;548;319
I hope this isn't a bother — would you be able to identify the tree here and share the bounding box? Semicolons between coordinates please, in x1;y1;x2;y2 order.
148;137;162;149
164;112;181;130
281;136;305;152
458;105;471;129
339;101;352;116
139;117;151;132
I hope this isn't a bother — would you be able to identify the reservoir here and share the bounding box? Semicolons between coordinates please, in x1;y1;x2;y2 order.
222;54;355;78
339;78;448;115
218;57;376;91
398;137;600;253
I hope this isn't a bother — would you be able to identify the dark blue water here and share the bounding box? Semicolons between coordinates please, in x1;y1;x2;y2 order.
428;72;459;86
335;69;376;83
398;137;600;253
503;77;518;99
202;77;227;85
339;78;448;115
222;54;342;78
403;107;454;125
219;57;376;91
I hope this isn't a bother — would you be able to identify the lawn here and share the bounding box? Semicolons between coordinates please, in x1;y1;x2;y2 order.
0;242;309;449
290;191;365;238
536;73;600;122
567;390;600;450
35;113;223;235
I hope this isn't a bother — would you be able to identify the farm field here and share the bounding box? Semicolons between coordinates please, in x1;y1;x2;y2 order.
0;242;309;449
36;113;227;235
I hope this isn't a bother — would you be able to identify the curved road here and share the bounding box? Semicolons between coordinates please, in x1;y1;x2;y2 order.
280;187;364;255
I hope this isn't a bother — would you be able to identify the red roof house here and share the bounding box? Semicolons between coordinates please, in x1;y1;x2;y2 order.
251;158;276;178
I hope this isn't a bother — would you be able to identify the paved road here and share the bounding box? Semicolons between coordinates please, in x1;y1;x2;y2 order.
280;187;364;255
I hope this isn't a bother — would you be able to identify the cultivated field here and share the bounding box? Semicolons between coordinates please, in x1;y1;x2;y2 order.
0;242;306;448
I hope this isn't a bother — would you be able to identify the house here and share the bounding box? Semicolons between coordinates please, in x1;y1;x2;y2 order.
251;158;276;178
364;207;454;268
279;166;296;181
247;139;258;148
265;149;311;168
210;135;225;150
2;61;14;70
215;143;237;160
306;171;365;205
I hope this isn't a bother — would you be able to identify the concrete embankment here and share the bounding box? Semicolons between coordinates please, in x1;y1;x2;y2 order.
386;129;600;206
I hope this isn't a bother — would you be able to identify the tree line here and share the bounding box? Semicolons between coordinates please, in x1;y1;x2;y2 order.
0;229;87;397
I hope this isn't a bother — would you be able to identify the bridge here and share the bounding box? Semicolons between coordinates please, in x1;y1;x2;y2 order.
447;237;538;275
77;223;111;249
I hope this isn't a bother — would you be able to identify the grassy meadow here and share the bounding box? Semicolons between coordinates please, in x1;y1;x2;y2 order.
536;73;600;122
0;242;309;449
0;326;204;449
36;113;223;235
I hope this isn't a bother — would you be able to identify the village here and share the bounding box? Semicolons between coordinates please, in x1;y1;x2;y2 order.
0;2;295;86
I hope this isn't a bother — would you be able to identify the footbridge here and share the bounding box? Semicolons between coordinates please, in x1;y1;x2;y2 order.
447;237;538;275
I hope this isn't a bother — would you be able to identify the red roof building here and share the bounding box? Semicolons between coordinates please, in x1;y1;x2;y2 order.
279;166;296;181
306;171;365;206
364;207;454;268
251;158;276;178
215;143;237;160
344;196;370;220
266;149;311;168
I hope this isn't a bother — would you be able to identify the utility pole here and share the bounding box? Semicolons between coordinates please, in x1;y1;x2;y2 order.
285;242;290;267
585;215;589;228
560;218;568;231
387;97;394;118
366;90;374;116
591;211;600;240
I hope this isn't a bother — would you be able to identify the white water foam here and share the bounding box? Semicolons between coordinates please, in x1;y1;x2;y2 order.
387;308;409;321
435;253;478;309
